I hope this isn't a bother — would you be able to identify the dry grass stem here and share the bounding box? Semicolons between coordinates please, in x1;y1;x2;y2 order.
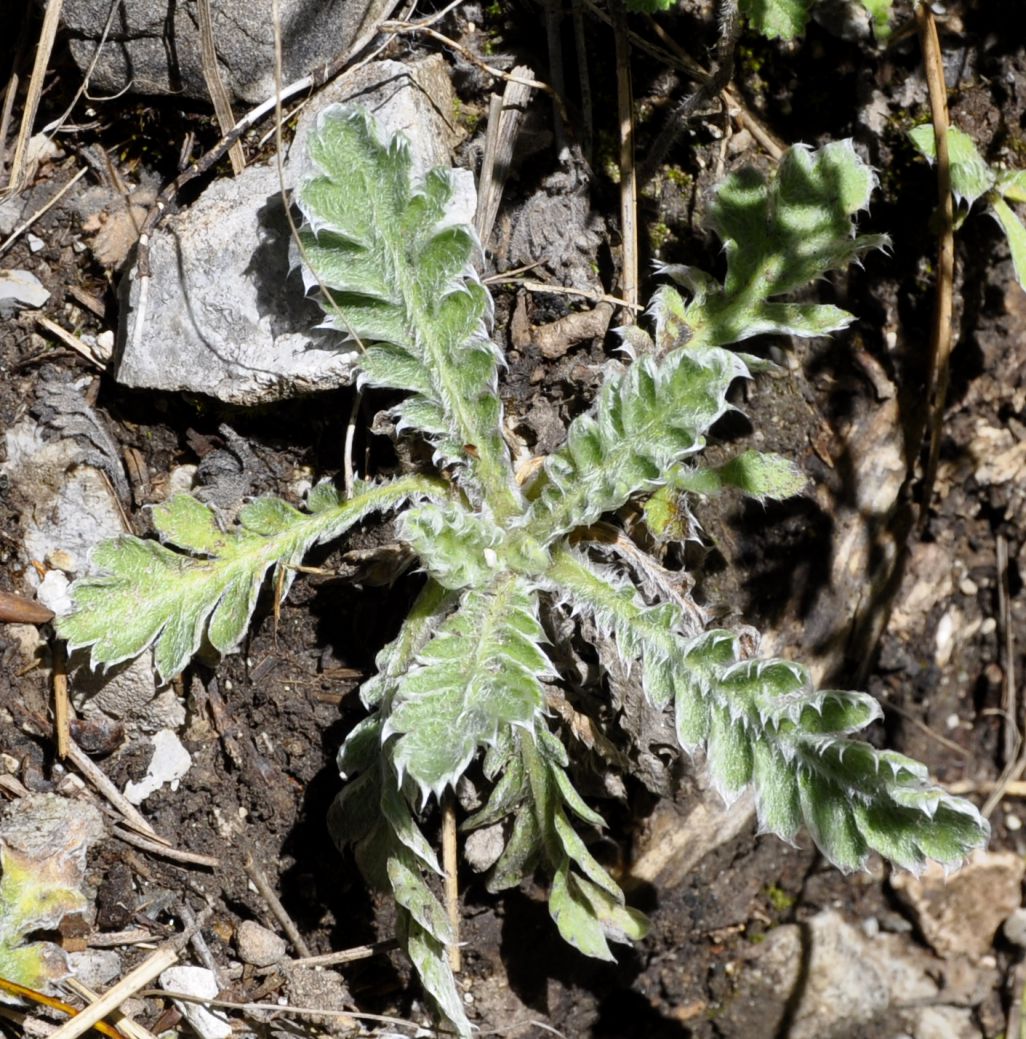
47;946;177;1039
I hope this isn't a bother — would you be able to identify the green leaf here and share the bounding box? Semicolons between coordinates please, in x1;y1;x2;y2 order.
990;196;1026;292
547;547;990;873
526;346;748;541
399;502;505;590
0;796;102;992
399;911;471;1037
908;124;996;207
385;577;551;799
998;170;1026;204
657;142;886;352
667;450;807;502
859;0;892;38
59;476;442;682
549;859;615;961
740;0;810;39
298;105;521;519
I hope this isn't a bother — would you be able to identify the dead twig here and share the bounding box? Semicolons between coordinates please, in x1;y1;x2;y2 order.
196;0;246;175
611;0;639;318
52;639;70;759
1;0;63;198
63;980;158;1039
381;20;569;125
110;825;220;870
484;276;640;312
442;793;461;973
65;738;165;843
47;946;177;1039
0;166;89;257
35;315;107;370
914;0;955;522
287;939;399;967
242;846;313;958
137;990;425;1032
983;533;1022;817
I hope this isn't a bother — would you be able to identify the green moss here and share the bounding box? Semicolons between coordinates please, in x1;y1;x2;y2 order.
665;165;693;191
648;221;673;252
765;884;795;912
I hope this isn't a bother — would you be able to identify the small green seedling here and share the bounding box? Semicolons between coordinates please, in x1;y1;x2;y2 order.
910;123;1026;291
58;109;987;1036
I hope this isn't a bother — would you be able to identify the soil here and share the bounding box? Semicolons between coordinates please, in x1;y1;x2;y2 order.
1;1;1025;1037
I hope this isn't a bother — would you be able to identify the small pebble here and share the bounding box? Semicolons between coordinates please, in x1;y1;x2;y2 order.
27;233;44;253
1006;814;1022;833
981;617;997;636
1004;908;1026;948
945;713;960;731
236;920;287;967
959;577;979;596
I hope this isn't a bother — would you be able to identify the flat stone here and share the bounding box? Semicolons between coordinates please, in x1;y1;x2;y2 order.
160;966;231;1039
890;851;1025;960
117;58;472;405
236;920;287;966
59;0;391;104
0;269;49;310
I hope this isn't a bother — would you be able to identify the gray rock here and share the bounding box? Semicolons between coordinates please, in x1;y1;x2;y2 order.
1003;906;1026;948
720;910;992;1039
160;966;231;1039
0;269;49;310
59;0;392;104
117;58;472;405
2;416;178;731
236;920;287;966
67;950;122;990
890;851;1025;960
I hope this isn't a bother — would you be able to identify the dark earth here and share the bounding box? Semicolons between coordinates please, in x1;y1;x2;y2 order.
2;0;1026;1036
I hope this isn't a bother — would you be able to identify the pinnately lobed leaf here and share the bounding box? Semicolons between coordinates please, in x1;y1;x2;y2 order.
297;104;521;519
59;475;443;681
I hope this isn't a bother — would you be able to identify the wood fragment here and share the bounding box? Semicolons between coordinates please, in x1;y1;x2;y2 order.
475;67;534;251
0;589;54;624
47;946;177;1039
52;639;70;760
534;301;614;359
